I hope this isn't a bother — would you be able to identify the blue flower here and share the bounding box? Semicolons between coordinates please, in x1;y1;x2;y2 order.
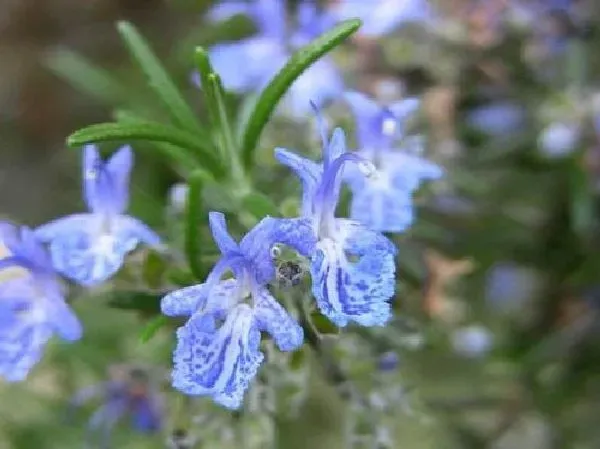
161;212;315;409
205;0;343;117
343;91;443;232
330;0;432;37
34;145;162;287
70;366;163;448
0;223;81;382
275;106;398;327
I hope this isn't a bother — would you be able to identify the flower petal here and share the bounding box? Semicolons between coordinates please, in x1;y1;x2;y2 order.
350;185;414;232
274;148;322;217
115;215;163;248
172;304;263;410
161;279;238;318
0;317;53;382
104;146;134;214
208;212;239;255
238;216;316;284
310;222;396;327
43;215;144;286
344;91;381;147
50;300;83;342
253;287;303;351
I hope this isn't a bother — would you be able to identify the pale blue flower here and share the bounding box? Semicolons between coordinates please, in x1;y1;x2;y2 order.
275;106;398;327
206;0;343;116
34;145;162;287
330;0;432;37
0;223;81;382
451;325;493;359
161;212;315;409
343;91;442;232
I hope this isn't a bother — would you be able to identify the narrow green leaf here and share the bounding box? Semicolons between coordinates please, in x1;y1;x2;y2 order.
310;310;339;335
117;21;202;132
139;315;170;343
194;47;220;132
67;121;224;178
106;291;163;313
194;48;243;178
45;48;131;106
241;192;280;218
186;170;205;280
568;160;594;241
241;18;361;168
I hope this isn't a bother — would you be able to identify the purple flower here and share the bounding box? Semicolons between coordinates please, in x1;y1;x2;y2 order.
161;212;315;409
0;223;81;381
330;0;432;37
70;367;163;448
34;145;162;287
343;91;442;232
205;0;343;117
275;105;398;327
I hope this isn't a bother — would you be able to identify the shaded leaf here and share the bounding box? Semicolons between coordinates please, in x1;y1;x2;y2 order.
241;192;280;219
142;250;168;290
310;311;339;335
67;121;224;178
139;315;171;343
117;21;202;133
106;291;163;314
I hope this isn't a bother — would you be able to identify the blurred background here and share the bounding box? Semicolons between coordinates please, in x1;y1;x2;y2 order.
1;0;600;448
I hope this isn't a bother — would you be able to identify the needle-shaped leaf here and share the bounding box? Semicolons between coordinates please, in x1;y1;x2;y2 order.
68;121;225;178
185;170;206;280
45;48;133;107
240;18;361;169
139;315;171;343
117;21;203;133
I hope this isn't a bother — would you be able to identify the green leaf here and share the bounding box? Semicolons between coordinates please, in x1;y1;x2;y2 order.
45;48;132;106
568;159;595;241
67;121;224;178
310;310;339;335
142;250;168;290
194;47;243;179
117;21;202;132
289;347;307;371
240;18;361;169
139;315;170;343
106;291;163;313
241;192;280;218
186;170;206;280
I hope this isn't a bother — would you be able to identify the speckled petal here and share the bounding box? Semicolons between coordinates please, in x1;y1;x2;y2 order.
253;287;303;351
310;221;397;327
172;304;263;410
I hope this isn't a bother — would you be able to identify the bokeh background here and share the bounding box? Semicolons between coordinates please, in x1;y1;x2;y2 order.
1;0;600;448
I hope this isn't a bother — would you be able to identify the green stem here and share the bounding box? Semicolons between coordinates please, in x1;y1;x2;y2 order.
185;171;205;280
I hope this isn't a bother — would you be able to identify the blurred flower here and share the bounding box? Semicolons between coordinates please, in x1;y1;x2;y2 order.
486;262;542;312
70;366;163;447
343;91;443;232
34;145;163;287
275;105;397;327
330;0;433;37
377;351;400;372
538;121;580;158
467;101;526;137
206;0;343;117
168;182;189;214
0;223;81;382
451;324;493;358
161;212;315;409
